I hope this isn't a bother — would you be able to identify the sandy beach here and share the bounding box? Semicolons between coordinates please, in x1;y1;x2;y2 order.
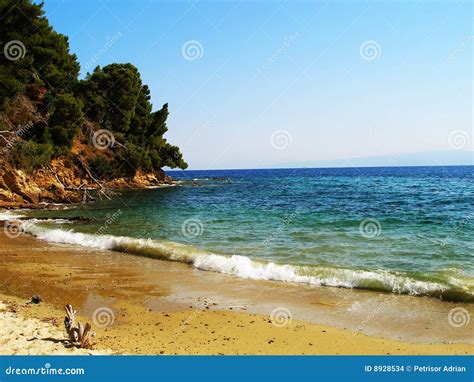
0;300;110;355
0;229;472;355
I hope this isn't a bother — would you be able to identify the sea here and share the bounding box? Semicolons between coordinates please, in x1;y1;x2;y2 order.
5;166;473;302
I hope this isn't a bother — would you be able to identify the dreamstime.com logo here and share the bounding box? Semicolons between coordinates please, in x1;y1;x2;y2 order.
359;218;382;238
92;129;115;150
181;40;204;61
3;40;26;61
84;31;123;71
96;209;123;236
1;121;33;155
354;301;391;334
256;31;300;75
4;363;84;376
92;307;115;328
262;211;298;247
440;212;473;247
173;304;205;336
4;221;23;239
359;40;381;61
448;307;470;328
181;218;204;238
270;307;292;328
448;130;471;150
270;130;292;150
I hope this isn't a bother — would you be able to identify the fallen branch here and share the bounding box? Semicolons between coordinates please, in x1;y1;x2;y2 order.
46;166;66;189
75;157;113;201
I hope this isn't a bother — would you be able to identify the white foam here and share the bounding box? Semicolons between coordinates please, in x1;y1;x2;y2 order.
29;218;73;224
19;220;466;298
0;211;25;221
22;222;135;250
193;254;448;295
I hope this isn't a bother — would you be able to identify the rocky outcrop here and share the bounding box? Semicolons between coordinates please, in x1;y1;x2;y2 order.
0;157;171;209
0;160;78;207
1;167;42;203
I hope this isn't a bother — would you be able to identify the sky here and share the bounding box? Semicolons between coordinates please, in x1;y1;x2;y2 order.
41;0;472;170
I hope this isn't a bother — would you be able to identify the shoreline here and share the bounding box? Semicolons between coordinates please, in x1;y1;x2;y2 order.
3;198;471;305
0;230;472;355
12;214;473;303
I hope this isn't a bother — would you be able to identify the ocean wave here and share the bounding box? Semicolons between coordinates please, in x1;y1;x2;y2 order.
16;220;473;302
0;211;26;221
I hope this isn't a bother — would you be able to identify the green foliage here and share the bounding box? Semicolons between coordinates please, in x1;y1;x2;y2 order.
48;93;84;152
0;0;80;109
11;140;53;172
17;93;83;155
0;75;25;111
88;157;114;179
1;0;187;177
79;64;188;172
79;64;141;132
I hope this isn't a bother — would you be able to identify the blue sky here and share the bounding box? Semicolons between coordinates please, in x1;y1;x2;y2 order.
42;0;472;169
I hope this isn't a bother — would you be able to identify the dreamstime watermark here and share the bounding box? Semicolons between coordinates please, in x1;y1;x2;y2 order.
84;32;123;71
173;303;206;337
440;212;473;247
359;218;382;238
448;130;471;150
263;211;298;247
437;34;473;71
92;307;115;328
92;129;115;150
181;40;204;61
3;40;26;61
269;307;292;328
3;221;23;239
1;121;33;154
353;301;390;334
359;40;381;61
180;120;213;153
181;218;204;238
448;307;470;328
4;363;84;376
96;209;123;236
256;32;300;75
270;129;292;150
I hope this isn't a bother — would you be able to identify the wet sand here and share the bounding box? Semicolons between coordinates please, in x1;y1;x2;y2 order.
0;232;472;355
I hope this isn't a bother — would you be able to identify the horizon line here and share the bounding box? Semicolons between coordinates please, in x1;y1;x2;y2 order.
166;163;473;172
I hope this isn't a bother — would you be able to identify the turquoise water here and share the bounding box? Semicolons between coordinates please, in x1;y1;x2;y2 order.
17;166;473;301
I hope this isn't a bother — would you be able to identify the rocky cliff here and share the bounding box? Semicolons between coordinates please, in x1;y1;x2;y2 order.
0;95;172;209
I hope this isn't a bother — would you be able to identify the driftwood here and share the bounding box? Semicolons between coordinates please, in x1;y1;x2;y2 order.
64;305;95;349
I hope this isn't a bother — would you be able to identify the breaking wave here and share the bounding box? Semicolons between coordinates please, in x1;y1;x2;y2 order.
5;215;469;302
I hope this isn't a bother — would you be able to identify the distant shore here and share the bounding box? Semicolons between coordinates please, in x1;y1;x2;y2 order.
0;230;472;355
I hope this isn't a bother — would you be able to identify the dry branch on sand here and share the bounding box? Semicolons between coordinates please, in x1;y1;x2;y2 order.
64;305;95;349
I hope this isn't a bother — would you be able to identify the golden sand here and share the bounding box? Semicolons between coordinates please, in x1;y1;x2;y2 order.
0;300;108;355
0;232;472;355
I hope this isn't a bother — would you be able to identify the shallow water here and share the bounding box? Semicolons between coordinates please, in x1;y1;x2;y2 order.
14;166;474;301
